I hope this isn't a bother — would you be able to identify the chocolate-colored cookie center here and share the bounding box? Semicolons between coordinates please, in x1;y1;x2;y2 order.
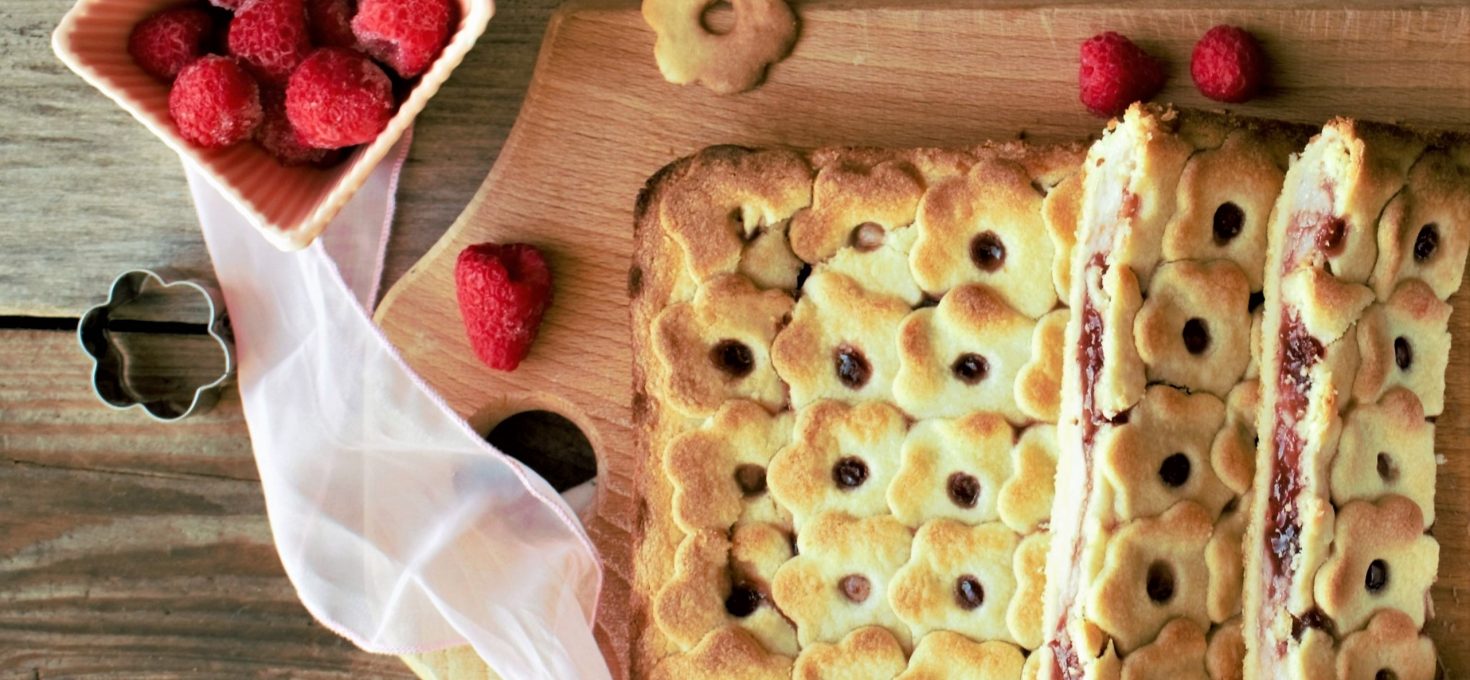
839;574;871;603
1158;452;1192;488
1182;318;1210;355
954;575;985;610
834;344;872;389
1366;559;1389;593
947;472;981;508
969;231;1006;272
832;456;869;490
724;581;763;617
711;339;755;378
1414;223;1439;262
951;353;989;385
1376;669;1399;680
850;222;886;252
734;463;767;496
1377;452;1399;483
1394;336;1413;370
1146;561;1175;604
1213;202;1245;245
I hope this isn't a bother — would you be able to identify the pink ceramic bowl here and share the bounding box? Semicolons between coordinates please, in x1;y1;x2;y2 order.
53;0;493;250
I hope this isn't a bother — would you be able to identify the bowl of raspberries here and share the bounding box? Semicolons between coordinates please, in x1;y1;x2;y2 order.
52;0;492;250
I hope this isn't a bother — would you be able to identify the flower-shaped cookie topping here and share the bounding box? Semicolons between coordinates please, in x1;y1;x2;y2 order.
665;400;793;533
652;274;795;417
1331;388;1436;526
1314;496;1439;635
1043;173;1083;302
789;160;927;304
1353;279;1453;416
1371;148;1470;300
1015;309;1068;422
792;626;906;680
1007;531;1049;649
657;147;812;286
1133;260;1252;397
909;156;1058;318
768;400;908;529
649;625;794;680
1209;380;1259;495
1205;618;1245;680
887;413;1013;527
1335;610;1436;680
1097;385;1232;522
772;513;915;649
773;271;910;407
893;284;1036;422
997;425;1058;534
888;519;1020;643
1118;618;1208;680
654;524;797;656
895;631;1025;680
1087;262;1147;418
1087;501;1213;653
1205;495;1249;623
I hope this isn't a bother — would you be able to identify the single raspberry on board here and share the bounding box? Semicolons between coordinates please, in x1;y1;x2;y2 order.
1192;25;1266;103
227;0;312;85
1078;31;1166;117
307;0;359;48
455;243;555;372
351;0;453;78
285;47;396;148
255;88;344;166
169;55;263;148
128;5;216;81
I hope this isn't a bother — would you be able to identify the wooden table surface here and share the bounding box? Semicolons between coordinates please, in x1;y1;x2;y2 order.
0;0;570;674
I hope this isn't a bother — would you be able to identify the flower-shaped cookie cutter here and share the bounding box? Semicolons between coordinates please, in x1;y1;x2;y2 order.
78;268;235;422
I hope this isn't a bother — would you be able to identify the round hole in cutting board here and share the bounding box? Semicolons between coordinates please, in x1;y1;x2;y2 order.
701;1;736;35
484;410;596;492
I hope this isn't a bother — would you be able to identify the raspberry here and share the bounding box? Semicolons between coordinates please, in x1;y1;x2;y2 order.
168;55;263;149
1191;25;1266;103
128;5;216;81
285;47;396;148
1078;31;1166;118
351;0;452;78
307;0;358;49
455;243;554;372
255;88;344;167
227;0;312;85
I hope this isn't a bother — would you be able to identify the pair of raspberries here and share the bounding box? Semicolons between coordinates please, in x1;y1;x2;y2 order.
129;0;454;163
1081;25;1267;117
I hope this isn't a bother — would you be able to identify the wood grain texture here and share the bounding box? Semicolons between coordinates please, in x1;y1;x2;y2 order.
374;2;1470;676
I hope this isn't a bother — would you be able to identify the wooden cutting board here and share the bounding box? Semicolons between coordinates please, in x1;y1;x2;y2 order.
374;1;1470;676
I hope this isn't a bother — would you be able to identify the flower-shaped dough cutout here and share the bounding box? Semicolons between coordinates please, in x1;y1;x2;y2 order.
1290;628;1339;680
1331;388;1436;526
909;156;1058;318
1087;501;1213;653
1281;267;1376;347
894;632;1026;680
1086;261;1147;418
1353;279;1453;416
653;524;797;656
1210;380;1259;495
997;425;1058;534
1162;128;1294;291
653;274;795;417
642;0;799;95
768;400;909;529
887;413;1013;527
772;513;915;649
1336;610;1437;680
1043;172;1083;302
789;160;927;304
889;520;1020;643
1371;148;1470;300
1205;618;1244;680
1015;309;1068;422
649;625;794;680
1314;496;1439;635
1097;385;1232;522
1007;531;1049;649
893;284;1036;422
1119;618;1208;680
1205;495;1249;623
665;400;793;533
773;271;910;408
792;626;907;680
1134;260;1252;398
657;146;811;284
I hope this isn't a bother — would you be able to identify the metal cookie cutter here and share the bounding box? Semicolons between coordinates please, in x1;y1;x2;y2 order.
78;268;235;422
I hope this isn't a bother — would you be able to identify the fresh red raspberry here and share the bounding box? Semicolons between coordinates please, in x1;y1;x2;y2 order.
168;55;263;149
1078;31;1166;118
455;243;554;372
255;89;344;167
307;0;358;49
285;47;396;148
1191;25;1266;103
128;5;216;81
351;0;452;78
227;0;312;85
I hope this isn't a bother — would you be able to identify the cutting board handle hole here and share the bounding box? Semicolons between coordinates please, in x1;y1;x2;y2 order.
701;1;735;35
483;410;597;492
